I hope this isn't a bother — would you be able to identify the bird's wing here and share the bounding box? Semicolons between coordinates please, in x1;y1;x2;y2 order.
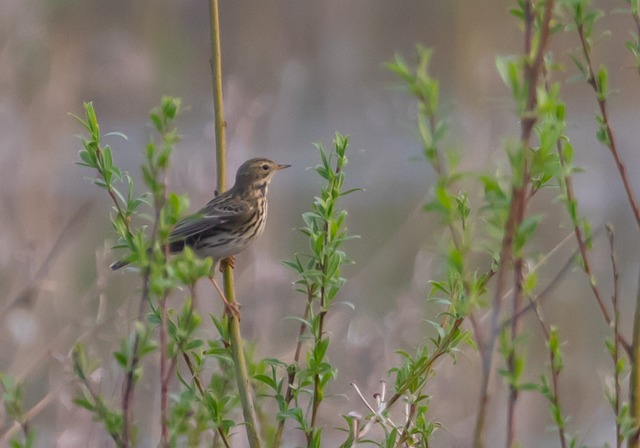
169;195;254;241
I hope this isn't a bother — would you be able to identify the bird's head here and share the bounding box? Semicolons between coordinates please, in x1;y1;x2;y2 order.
233;157;290;196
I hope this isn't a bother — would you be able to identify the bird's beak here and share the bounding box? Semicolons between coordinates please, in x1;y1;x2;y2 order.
276;164;291;170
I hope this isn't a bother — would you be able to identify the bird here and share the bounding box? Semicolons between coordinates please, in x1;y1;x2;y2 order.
110;157;290;271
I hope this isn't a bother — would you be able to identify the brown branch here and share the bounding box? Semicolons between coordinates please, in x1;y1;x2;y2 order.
558;148;611;310
395;403;418;448
474;3;555;447
576;23;640;228
631;266;640;447
527;295;568;448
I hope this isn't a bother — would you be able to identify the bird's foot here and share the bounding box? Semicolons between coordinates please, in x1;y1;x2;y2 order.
209;276;241;321
224;299;241;320
220;256;235;272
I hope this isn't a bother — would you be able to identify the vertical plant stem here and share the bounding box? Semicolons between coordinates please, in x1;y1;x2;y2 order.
209;1;261;447
121;277;149;448
158;167;170;447
575;25;640;228
273;293;313;446
309;224;329;434
529;298;568;448
552;108;630;353
210;0;226;189
607;227;622;448
474;2;554;447
632;271;640;448
574;14;640;444
159;291;169;447
506;264;524;448
182;352;232;448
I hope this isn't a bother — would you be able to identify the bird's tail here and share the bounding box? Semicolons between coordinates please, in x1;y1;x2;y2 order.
110;259;131;271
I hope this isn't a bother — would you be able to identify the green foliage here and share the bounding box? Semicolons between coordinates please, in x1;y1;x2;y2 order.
269;134;356;445
61;1;640;445
74;98;241;447
387;45;447;174
71;344;126;446
0;374;36;448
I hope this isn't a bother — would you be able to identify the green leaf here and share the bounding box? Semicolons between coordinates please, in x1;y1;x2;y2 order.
79;149;97;168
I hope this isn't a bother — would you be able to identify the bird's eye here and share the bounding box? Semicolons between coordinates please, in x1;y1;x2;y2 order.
261;164;270;171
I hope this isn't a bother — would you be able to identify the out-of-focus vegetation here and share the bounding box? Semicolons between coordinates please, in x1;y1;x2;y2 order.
3;1;640;446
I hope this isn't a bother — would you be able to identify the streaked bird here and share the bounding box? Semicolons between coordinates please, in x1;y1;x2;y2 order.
111;157;290;271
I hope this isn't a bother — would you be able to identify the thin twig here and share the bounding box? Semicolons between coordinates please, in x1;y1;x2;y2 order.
475;3;554;446
606;225;622;448
628;27;640;435
121;269;149;448
576;23;640;228
159;290;169;447
386;318;464;410
182;352;232;448
208;1;261;446
273;291;313;446
309;223;330;437
80;369;126;447
526;295;568;448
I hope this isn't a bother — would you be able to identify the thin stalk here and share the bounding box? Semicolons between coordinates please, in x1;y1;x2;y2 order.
474;2;554;446
386;318;464;410
273;291;313;447
556;137;631;354
632;7;640;78
123;165;168;446
506;4;554;446
158;171;170;447
182;352;232;448
121;277;148;448
209;1;261;446
528;297;568;448
309;224;329;435
607;227;622;448
395;403;417;448
576;25;640;228
81;371;126;447
159;291;169;447
575;17;640;445
210;0;226;189
90;131;144;448
505;264;525;448
631;270;640;448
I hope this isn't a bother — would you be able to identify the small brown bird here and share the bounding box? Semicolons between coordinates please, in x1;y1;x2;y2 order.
111;157;290;271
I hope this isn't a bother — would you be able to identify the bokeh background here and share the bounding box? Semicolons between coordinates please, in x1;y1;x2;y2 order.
2;0;640;446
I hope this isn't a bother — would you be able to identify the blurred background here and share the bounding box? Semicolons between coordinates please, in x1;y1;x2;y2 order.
2;0;640;446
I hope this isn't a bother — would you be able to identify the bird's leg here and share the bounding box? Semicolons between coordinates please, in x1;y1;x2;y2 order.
209;276;241;320
219;256;235;272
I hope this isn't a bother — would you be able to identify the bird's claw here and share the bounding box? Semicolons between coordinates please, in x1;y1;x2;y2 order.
225;300;241;320
220;256;235;272
209;275;241;320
